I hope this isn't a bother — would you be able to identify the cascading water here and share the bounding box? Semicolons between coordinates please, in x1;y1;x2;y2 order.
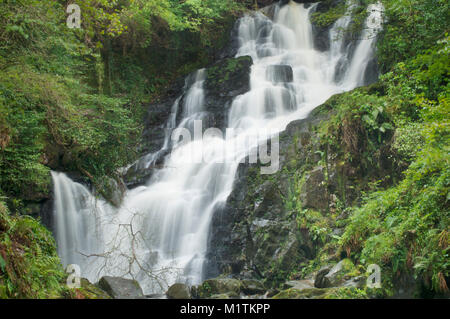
50;0;383;294
342;2;384;88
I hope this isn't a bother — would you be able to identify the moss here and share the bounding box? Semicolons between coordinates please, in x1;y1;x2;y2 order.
66;279;111;299
323;287;369;299
311;1;347;28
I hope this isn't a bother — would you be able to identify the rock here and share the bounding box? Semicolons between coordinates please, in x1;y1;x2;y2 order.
300;166;328;211
203;56;253;129
273;286;368;299
315;259;360;288
194;278;242;299
166;283;191;299
266;65;294;83
98;276;144;299
310;0;349;52
363;57;380;86
273;287;330;299
342;276;366;288
282;280;314;291
123;55;253;189
203;55;253;129
122;77;184;189
96;176;126;207
76;278;111;299
209;293;233;299
314;265;333;288
241;279;266;295
265;289;280;298
146;294;167;299
332;228;344;237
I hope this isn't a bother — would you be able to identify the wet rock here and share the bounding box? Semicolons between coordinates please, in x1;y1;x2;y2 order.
166;283;191;299
315;259;360;288
363;57;380;86
314;265;333;288
342;276;366;288
142;77;185;155
266;65;294;83
217;19;241;60
206;104;330;282
145;294;167;299
300;166;328;211
96;176;126;207
283;280;314;290
203;56;253;129
98;276;144;299
324;259;357;287
241;279;266;295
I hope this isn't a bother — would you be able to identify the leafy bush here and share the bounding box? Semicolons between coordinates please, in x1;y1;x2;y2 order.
377;0;450;72
0;201;68;298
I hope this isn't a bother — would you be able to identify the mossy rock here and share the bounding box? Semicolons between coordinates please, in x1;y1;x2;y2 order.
167;283;191;299
273;287;330;299
72;278;111;299
195;278;241;298
315;259;361;288
273;286;368;299
241;279;266;295
325;259;360;287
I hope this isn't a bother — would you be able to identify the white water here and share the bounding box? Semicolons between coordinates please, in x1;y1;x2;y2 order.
51;1;383;294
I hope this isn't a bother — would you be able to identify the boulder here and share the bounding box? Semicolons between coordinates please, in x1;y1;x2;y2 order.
315;259;360;288
76;278;111;299
166;283;191;299
282;279;314;291
342;276;366;289
241;279;266;295
323;259;359;287
98;276;144;299
314;265;333;288
194;278;242;298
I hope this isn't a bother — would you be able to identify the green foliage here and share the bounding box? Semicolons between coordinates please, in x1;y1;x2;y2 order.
317;88;394;177
311;1;347;28
337;41;450;296
341;141;449;295
377;0;450;72
293;22;449;296
0;201;68;298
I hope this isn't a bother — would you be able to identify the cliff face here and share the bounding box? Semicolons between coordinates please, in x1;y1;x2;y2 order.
204;93;364;284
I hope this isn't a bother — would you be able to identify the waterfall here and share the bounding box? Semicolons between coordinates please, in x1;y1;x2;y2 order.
342;1;384;88
50;0;383;294
51;171;112;280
